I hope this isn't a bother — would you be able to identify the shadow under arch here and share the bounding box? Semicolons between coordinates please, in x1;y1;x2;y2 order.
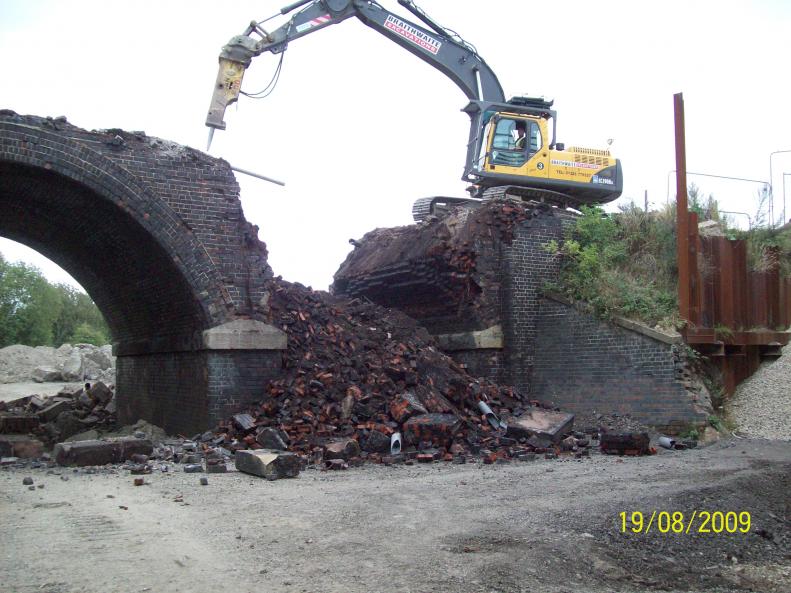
0;162;213;348
0;114;285;434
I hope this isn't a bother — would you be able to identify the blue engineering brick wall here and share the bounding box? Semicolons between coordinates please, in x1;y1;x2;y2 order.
501;211;570;394
531;297;707;428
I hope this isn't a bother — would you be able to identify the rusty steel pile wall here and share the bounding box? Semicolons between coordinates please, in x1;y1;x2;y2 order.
681;215;790;393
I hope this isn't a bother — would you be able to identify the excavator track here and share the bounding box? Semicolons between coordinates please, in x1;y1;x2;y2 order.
480;185;576;208
412;196;482;223
412;186;576;223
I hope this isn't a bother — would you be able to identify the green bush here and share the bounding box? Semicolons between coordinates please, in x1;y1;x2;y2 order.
70;322;110;346
549;191;790;329
548;205;679;327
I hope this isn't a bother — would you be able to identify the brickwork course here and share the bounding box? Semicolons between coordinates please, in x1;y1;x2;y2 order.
532;296;708;428
0;111;283;434
333;200;707;427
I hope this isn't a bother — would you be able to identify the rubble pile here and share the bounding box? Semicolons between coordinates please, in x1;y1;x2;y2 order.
0;343;115;384
213;279;580;466
0;381;117;453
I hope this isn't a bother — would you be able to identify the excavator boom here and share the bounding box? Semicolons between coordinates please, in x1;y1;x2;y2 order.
206;0;503;140
205;1;622;210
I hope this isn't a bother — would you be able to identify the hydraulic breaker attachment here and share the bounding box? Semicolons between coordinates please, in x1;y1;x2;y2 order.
205;34;259;150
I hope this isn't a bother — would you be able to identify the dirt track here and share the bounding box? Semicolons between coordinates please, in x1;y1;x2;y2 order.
1;438;789;593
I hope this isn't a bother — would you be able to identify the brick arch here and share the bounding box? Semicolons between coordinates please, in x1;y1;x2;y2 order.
0;162;217;346
0;112;283;434
0;115;241;347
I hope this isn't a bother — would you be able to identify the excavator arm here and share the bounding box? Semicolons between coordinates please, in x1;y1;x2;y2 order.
205;0;505;143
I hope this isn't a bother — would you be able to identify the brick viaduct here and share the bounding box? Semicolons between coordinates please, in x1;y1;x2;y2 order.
0;110;710;434
0;111;285;435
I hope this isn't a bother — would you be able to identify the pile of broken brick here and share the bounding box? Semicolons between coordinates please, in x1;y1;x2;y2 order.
0;279;664;480
0;381;116;459
210;279;583;472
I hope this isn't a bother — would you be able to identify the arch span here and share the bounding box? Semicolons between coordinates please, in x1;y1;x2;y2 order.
0;111;285;434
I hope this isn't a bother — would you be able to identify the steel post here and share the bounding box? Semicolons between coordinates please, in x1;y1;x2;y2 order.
674;93;690;323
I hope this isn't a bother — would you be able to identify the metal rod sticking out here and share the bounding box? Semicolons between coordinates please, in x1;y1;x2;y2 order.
231;165;286;187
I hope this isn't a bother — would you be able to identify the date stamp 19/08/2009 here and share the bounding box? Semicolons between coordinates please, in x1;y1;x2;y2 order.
619;511;752;535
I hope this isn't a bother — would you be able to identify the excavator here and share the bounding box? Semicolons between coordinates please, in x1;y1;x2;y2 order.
205;0;622;221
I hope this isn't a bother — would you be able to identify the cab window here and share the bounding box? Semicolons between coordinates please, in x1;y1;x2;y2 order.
490;118;527;167
492;118;518;149
529;122;542;153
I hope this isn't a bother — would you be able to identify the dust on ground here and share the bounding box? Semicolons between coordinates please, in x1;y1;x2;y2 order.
1;438;789;593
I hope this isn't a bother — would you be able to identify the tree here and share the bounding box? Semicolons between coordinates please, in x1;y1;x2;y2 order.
0;255;62;347
52;284;110;346
0;254;110;347
69;321;109;346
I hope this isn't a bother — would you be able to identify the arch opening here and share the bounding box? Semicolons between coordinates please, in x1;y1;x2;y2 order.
0;162;211;349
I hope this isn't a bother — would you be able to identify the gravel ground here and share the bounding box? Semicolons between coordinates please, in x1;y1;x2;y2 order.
729;344;791;440
1;439;790;593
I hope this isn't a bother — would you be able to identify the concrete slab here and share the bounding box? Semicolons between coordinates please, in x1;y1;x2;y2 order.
505;409;575;443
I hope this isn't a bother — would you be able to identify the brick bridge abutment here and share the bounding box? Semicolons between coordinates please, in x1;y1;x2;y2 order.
0;111;285;435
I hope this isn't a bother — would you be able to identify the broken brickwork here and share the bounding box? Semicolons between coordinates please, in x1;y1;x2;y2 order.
333;207;506;336
334;200;708;427
334;201;558;386
0;111;284;434
212;279;536;462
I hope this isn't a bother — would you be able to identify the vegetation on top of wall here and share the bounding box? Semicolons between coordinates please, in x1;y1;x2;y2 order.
545;184;791;331
545;203;680;330
0;253;110;347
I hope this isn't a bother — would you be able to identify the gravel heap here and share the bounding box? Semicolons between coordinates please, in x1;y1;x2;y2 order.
729;343;791;440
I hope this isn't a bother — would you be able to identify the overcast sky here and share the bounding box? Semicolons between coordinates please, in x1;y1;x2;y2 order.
1;0;790;292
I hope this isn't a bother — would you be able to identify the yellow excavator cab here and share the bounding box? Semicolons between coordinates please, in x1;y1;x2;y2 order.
465;98;622;206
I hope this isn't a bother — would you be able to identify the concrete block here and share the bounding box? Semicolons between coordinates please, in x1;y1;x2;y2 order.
362;430;391;454
202;320;287;350
235;449;301;480
87;382;113;404
65;429;101;442
435;325;504;351
255;427;288;450
323;438;360;462
53;437;153;466
389;392;428;423
104;395;117;415
37;400;70;423
32;366;61;382
55;411;84;440
505;409;574;443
